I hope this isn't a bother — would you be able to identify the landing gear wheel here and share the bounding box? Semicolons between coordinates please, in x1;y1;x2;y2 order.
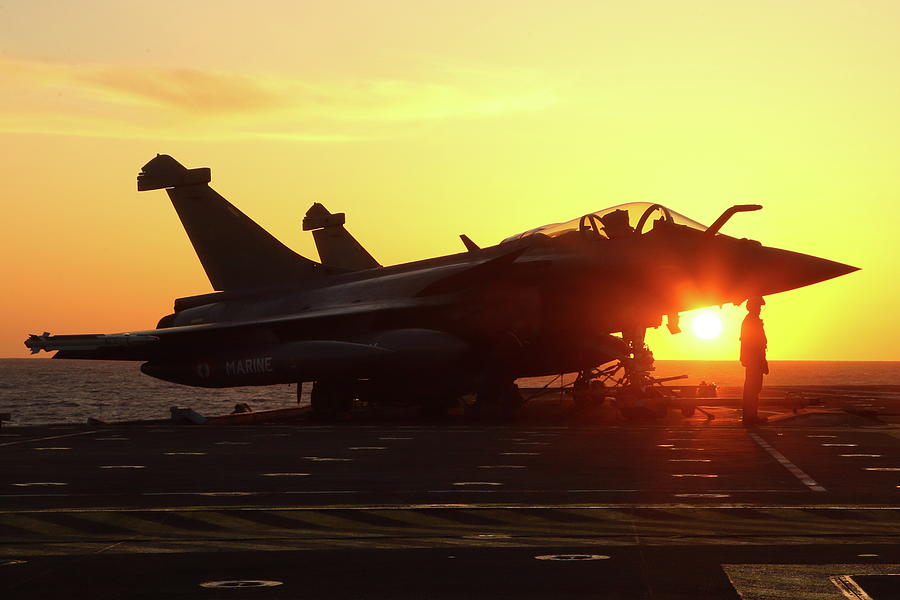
311;381;353;420
573;375;608;411
573;377;591;410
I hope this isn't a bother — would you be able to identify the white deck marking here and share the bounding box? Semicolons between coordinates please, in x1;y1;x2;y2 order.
100;465;145;469
841;454;882;458
452;482;503;486
671;474;718;478
283;490;359;495
303;456;352;462
667;447;706;451
33;447;71;451
807;435;837;438
164;452;207;456
568;489;639;493
863;467;900;471
260;473;310;477
11;482;67;487
749;432;826;492
657;444;674;447
200;580;283;589
668;459;711;462
0;431;100;447
348;447;387;450
139;491;259;497
430;489;500;493
535;554;610;561
674;493;730;498
823;443;858;447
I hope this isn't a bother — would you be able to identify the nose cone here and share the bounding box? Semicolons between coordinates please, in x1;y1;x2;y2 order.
741;245;859;297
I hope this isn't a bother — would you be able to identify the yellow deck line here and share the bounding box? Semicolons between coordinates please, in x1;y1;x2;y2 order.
0;515;78;537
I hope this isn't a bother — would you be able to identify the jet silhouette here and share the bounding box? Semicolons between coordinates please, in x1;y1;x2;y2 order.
26;155;858;416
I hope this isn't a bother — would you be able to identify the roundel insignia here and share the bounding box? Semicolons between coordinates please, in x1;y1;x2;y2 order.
196;361;211;379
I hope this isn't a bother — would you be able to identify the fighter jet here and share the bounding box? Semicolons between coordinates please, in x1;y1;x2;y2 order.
25;155;859;416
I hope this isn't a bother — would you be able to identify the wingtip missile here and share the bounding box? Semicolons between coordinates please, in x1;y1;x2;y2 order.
24;332;50;354
24;332;160;355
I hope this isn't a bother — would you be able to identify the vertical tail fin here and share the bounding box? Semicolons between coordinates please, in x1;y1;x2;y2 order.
138;154;323;291
302;203;381;271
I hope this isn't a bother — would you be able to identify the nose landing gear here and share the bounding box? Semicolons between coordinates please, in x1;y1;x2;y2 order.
576;338;705;421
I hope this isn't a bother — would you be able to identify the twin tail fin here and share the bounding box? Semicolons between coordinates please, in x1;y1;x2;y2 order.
138;154;323;291
302;202;380;271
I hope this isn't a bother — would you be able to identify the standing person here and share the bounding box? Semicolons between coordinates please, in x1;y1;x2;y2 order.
740;296;768;426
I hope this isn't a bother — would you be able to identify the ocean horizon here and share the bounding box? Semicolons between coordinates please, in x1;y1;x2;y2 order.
1;358;899;427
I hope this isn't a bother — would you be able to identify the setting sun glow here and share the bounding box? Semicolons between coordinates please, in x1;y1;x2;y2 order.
0;1;887;359
691;312;723;340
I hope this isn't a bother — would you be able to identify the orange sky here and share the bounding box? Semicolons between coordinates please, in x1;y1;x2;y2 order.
2;1;895;359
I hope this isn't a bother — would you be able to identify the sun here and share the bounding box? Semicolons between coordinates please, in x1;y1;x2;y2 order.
691;312;723;340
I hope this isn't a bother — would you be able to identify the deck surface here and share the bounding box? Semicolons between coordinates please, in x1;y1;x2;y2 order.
2;389;900;599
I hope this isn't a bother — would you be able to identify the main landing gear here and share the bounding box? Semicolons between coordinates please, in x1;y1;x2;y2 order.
308;380;353;419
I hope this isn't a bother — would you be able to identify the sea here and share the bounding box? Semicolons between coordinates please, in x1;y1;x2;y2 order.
1;359;899;427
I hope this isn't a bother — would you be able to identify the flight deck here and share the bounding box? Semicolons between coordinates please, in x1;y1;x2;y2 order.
2;389;900;599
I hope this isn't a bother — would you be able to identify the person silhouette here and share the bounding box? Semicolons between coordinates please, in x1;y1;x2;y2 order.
740;296;768;426
599;209;634;239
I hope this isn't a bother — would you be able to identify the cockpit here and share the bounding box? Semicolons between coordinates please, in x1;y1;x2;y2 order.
501;202;708;244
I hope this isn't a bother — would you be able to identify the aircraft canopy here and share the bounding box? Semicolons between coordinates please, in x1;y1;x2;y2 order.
501;202;708;244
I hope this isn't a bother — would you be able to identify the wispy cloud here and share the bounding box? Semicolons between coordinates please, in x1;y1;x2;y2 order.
81;67;287;114
0;58;558;140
